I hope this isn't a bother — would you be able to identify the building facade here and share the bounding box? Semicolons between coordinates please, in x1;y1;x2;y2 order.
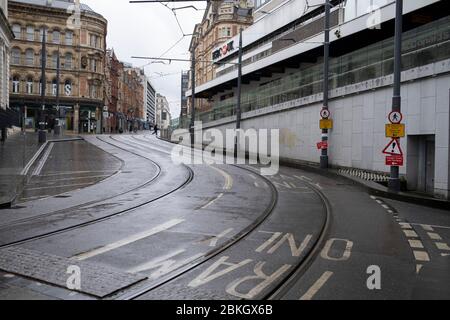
8;0;107;134
145;76;156;127
188;0;253;113
186;0;450;199
156;93;171;138
0;0;13;110
179;70;188;128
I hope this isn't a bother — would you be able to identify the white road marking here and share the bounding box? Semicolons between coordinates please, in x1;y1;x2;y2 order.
321;239;353;261
427;232;442;240
376;200;383;205
28;175;110;184
3;274;15;278
382;204;390;210
387;210;394;214
21;142;48;176
294;175;312;182
399;223;412;229
408;240;424;249
209;228;234;247
413;251;430;262
254;182;260;188
421;224;434;231
32;142;54;176
370;196;377;200
24;182;96;191
200;193;224;210
403;230;418;238
416;264;423;274
299;271;334;300
435;242;450;251
73;219;184;261
441;253;450;257
255;232;283;253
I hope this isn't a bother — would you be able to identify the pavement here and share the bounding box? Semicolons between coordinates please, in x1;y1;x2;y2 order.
0;133;448;300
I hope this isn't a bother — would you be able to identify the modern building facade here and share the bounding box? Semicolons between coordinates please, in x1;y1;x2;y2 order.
179;70;189;128
186;0;450;199
188;0;253;113
0;0;13;111
145;76;156;127
8;0;107;134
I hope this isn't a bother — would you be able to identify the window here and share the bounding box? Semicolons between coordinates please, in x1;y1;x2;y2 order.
12;77;20;93
65;31;73;45
12;24;21;39
64;53;72;69
90;34;98;48
26;78;33;94
90;84;97;98
26;26;34;41
52;30;60;44
52;52;58;68
25;49;34;66
12;48;20;64
91;59;97;72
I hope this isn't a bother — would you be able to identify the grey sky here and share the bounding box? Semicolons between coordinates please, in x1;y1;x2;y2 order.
82;0;206;118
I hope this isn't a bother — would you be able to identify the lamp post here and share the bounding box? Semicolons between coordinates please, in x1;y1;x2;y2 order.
190;44;196;149
38;27;47;143
320;0;331;169
388;0;403;192
54;46;62;136
235;27;243;156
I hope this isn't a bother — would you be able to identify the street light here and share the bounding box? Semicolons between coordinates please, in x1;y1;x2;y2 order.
320;0;331;169
38;27;47;143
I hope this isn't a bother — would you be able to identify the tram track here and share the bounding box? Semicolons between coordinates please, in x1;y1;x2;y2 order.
0;135;194;249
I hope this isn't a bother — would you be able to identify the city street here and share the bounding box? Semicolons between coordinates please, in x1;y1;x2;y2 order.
0;134;448;300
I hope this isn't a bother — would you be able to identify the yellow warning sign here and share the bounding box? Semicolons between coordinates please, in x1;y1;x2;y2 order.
386;124;405;138
320;119;333;130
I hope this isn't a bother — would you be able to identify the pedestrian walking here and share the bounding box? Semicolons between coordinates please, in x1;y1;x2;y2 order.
152;124;158;135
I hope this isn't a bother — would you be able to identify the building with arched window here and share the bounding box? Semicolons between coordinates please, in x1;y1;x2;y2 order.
8;0;107;134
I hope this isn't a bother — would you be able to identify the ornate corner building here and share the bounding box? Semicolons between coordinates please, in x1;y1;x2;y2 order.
8;0;107;134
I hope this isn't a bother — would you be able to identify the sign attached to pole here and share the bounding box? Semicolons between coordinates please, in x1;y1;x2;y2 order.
383;138;403;156
388;111;403;124
386;155;404;166
317;141;328;150
320;119;333;130
320;108;330;119
386;123;405;138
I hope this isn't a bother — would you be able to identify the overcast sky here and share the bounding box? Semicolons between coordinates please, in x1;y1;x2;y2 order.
82;0;206;118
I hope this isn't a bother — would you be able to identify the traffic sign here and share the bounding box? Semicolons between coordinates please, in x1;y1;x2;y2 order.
382;138;403;156
317;141;328;150
386;155;404;166
320;108;330;119
386;124;405;138
388;111;403;124
320;119;333;129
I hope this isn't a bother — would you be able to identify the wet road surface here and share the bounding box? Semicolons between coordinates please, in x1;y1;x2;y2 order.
0;134;448;300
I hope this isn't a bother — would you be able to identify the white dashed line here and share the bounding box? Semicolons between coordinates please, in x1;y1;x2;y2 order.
408;240;424;249
201;193;224;209
427;232;442;241
399;223;412;229
403;230;418;238
435;243;450;251
413;251;430;262
299;271;334;301
421;224;434;231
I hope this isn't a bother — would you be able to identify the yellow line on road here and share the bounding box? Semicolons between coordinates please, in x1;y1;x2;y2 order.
209;165;233;190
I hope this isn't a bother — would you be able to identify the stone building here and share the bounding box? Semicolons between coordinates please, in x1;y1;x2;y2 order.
156;93;171;138
188;0;253;114
8;0;107;134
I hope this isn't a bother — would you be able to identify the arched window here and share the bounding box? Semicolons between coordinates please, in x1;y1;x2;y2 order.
12;24;21;39
25;49;34;66
12;48;21;64
64;79;72;96
52;79;58;96
52;30;60;44
12;76;20;93
26;26;34;41
26;77;33;94
64;52;72;69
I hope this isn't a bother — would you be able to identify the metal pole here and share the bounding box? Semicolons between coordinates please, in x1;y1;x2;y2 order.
235;28;243;156
190;45;196;149
54;47;61;136
388;0;403;192
320;0;330;169
38;27;47;143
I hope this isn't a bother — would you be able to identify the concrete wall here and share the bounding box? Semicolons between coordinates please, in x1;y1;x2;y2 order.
196;62;450;198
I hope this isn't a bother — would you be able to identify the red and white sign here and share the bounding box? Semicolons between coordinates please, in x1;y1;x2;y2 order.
386;155;404;166
320;108;331;119
317;141;328;150
388;111;403;124
382;138;403;156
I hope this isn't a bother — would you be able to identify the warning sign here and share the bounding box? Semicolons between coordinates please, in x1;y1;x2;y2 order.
382;138;403;156
317;141;328;150
386;124;405;138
